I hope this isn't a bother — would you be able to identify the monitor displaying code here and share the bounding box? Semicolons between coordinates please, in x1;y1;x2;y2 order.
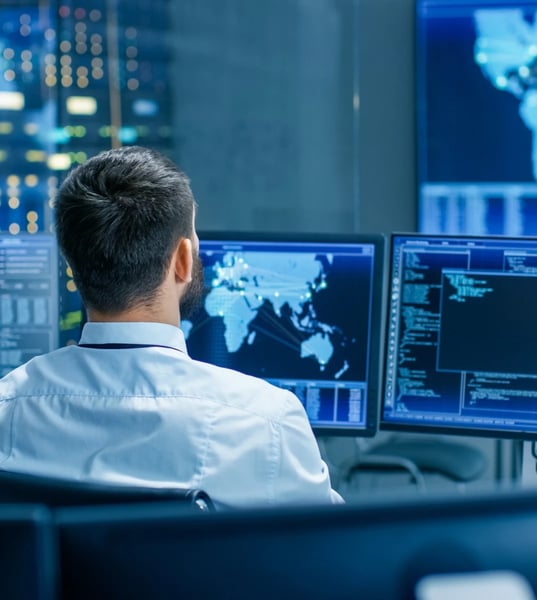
382;233;537;439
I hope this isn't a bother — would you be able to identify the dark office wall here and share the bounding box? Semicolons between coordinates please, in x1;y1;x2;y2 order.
169;0;416;235
357;0;417;235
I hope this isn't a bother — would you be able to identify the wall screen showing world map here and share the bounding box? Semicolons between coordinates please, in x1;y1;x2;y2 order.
418;0;537;236
183;233;385;435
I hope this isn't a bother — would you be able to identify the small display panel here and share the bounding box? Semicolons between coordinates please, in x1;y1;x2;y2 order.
0;233;58;377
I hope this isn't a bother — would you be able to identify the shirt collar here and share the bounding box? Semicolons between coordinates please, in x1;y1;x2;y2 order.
79;322;189;355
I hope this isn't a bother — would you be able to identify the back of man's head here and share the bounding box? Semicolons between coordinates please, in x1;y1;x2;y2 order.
54;145;195;314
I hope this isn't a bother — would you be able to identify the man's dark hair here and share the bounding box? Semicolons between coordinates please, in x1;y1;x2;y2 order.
54;145;195;313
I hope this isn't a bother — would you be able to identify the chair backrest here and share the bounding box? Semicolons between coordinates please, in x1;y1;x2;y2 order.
0;504;57;600
0;469;214;512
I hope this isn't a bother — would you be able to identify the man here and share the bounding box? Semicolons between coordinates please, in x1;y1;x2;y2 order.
0;146;342;507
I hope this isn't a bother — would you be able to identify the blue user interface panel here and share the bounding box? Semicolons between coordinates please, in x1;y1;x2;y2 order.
417;0;537;235
0;234;59;378
382;233;537;439
183;233;385;435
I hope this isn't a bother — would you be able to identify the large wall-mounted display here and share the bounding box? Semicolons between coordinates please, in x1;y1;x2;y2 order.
417;0;537;235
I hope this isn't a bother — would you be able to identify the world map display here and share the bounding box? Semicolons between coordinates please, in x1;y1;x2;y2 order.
474;8;537;180
418;2;537;236
183;242;373;385
420;4;537;183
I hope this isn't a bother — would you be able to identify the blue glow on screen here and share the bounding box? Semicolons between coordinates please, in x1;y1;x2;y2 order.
417;1;537;236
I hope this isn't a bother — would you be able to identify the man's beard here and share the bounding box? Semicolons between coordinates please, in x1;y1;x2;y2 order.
180;250;205;320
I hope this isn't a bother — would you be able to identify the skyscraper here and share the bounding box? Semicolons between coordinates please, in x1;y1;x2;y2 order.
0;0;173;351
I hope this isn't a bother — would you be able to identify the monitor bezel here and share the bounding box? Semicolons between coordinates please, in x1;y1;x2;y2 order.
194;230;386;437
381;231;537;441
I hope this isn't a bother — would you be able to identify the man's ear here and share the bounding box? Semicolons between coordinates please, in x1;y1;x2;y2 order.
174;237;193;283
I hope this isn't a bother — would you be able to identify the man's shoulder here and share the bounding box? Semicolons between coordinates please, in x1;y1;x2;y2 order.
187;358;299;421
0;347;73;398
0;347;306;425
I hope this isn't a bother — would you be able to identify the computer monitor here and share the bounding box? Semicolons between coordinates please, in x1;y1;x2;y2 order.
56;488;537;600
0;233;60;378
0;504;56;600
183;232;385;435
417;0;537;236
382;233;537;439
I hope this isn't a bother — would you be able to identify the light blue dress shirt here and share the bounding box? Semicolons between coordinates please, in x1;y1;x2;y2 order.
0;321;342;507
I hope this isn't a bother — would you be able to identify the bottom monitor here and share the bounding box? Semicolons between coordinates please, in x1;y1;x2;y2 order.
57;489;537;600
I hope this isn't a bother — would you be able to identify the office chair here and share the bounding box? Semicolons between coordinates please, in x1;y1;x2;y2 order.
0;469;214;512
319;434;488;497
345;435;489;492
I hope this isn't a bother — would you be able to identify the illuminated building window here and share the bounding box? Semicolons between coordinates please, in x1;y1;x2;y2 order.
66;96;97;115
23;123;39;135
47;154;72;170
25;150;46;162
0;91;23;109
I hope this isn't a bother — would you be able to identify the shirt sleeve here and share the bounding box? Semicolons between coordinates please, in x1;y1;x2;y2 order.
272;391;344;505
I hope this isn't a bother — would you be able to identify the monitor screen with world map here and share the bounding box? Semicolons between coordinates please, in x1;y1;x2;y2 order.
183;232;386;435
417;0;537;236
